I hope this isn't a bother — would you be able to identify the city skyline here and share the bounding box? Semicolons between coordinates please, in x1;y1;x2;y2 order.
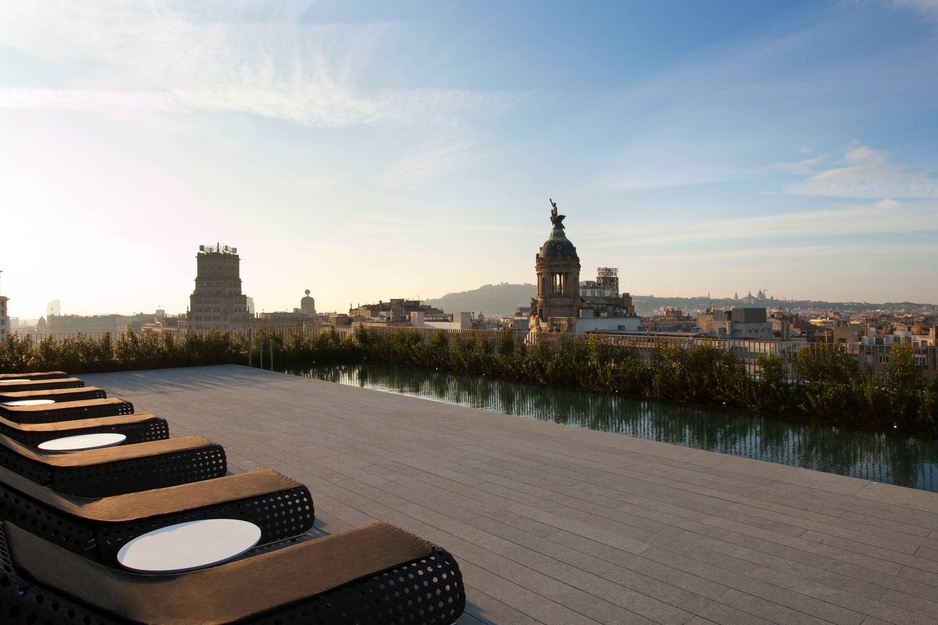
2;1;937;320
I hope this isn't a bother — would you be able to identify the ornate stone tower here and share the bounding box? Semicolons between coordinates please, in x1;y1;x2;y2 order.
187;243;252;332
530;199;581;333
300;289;316;315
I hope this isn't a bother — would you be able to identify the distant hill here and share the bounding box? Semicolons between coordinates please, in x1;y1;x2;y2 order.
631;295;938;316
426;284;938;318
425;284;536;318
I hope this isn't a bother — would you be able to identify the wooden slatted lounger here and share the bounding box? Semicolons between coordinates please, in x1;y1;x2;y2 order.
0;519;465;625
0;465;315;564
0;370;69;380
0;397;136;423
0;385;109;403
0;411;170;447
0;377;85;392
0;431;226;497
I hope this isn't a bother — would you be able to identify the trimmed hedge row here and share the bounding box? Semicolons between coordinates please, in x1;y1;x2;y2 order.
0;331;244;373
349;327;938;435
4;326;936;435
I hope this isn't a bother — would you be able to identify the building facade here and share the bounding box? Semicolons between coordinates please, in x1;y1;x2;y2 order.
256;290;321;332
579;268;637;318
530;200;582;333
0;296;8;341
697;307;774;340
641;308;697;333
42;314;145;336
529;201;641;334
187;243;252;332
349;299;445;324
299;290;316;316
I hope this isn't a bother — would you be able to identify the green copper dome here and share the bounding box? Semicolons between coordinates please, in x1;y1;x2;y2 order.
538;226;579;261
537;198;579;261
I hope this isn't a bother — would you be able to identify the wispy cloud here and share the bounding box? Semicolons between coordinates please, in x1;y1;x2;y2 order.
375;139;480;189
784;145;938;198
0;2;513;128
582;199;938;249
636;241;938;264
888;0;938;23
591;2;937;201
844;145;887;165
772;156;826;175
359;213;534;235
876;198;902;209
0;88;171;112
603;166;751;191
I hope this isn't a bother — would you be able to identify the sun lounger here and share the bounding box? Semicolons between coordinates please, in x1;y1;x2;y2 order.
0;518;464;625
0;377;84;392
0;411;169;447
0;370;69;381
0;385;108;403
0;397;135;423
0;431;226;496
0;465;314;564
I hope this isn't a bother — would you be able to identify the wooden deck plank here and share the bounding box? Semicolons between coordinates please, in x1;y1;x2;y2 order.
80;365;938;625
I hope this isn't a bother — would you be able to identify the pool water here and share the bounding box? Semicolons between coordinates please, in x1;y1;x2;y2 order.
286;363;938;492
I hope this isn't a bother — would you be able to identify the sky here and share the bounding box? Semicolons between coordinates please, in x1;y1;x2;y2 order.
1;0;937;319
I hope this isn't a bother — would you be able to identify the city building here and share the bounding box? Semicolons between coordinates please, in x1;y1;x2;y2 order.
529;200;583;333
299;290;316;316
579;269;636;316
529;200;641;334
856;327;935;376
41;313;150;336
410;311;473;330
186;243;253;332
346;298;477;330
502;306;532;332
815;318;864;344
697;307;775;340
256;290;322;332
0;296;9;341
861;326;934;349
641;308;698;334
349;299;445;324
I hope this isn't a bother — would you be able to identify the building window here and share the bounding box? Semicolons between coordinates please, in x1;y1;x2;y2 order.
552;273;567;295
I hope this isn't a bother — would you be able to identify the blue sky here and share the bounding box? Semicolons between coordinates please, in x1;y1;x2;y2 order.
1;0;937;319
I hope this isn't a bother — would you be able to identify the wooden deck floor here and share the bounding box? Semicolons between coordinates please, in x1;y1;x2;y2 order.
81;365;938;625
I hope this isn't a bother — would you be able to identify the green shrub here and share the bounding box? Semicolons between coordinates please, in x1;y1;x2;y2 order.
753;354;792;412
5;324;938;436
792;344;860;419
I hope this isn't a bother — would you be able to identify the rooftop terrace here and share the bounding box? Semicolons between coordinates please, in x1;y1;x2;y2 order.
82;365;938;625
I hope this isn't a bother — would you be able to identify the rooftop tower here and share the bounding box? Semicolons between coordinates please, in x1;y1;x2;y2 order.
187;243;252;332
530;199;581;333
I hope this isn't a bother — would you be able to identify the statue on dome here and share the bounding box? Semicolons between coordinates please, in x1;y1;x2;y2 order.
549;198;566;228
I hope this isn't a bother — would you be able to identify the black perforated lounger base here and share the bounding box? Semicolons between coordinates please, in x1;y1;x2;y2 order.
1;398;135;424
0;465;314;564
0;386;107;403
0;433;227;497
0;520;465;625
0;412;169;447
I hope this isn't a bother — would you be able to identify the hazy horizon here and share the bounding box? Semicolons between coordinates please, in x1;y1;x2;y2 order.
2;1;937;319
12;282;938;322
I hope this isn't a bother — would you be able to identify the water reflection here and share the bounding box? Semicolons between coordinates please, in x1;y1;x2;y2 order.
288;363;938;492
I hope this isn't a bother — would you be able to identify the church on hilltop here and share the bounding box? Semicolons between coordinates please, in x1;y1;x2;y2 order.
529;200;641;335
